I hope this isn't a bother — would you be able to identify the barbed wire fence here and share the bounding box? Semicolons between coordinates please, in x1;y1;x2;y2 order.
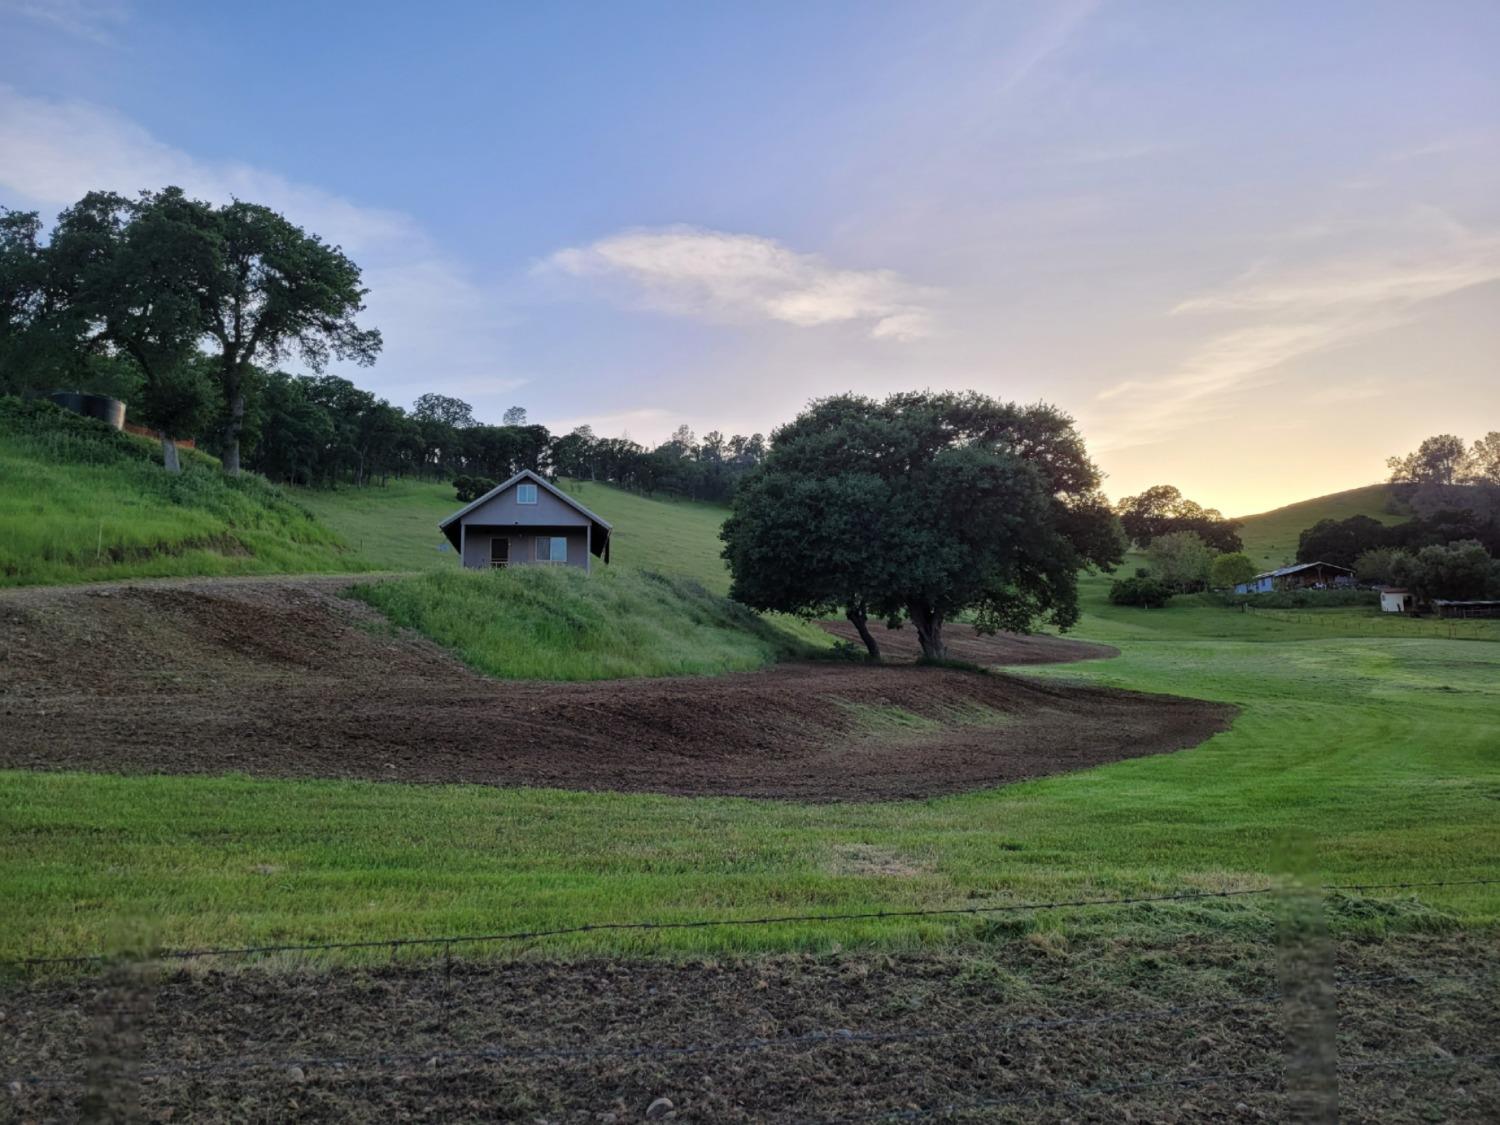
4;876;1497;1120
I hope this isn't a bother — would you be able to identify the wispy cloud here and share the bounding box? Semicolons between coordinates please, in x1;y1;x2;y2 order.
994;0;1098;95
0;0;128;44
1092;217;1500;450
0;85;521;416
542;225;936;341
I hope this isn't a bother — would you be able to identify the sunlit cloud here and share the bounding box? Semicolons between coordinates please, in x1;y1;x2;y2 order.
542;226;937;342
1092;220;1500;452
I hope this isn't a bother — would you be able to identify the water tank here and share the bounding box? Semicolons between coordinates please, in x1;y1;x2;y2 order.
48;391;126;430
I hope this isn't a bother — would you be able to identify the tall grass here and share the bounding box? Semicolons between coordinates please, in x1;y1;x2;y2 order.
349;565;819;679
0;397;364;586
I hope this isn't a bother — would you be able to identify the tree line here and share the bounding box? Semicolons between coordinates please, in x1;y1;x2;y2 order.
0;187;766;501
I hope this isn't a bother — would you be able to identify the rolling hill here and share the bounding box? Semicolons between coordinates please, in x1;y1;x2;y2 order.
1233;483;1403;570
0;397;366;587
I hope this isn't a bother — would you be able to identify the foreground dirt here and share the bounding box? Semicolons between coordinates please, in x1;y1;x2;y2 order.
3;934;1496;1123
0;578;1232;801
819;618;1118;665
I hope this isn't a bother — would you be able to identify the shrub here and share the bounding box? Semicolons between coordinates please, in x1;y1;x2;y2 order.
452;475;497;503
1145;531;1213;592
1212;588;1379;609
1109;575;1172;608
1209;551;1257;590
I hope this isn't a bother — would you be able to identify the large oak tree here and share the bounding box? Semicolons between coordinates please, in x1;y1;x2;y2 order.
721;391;1125;660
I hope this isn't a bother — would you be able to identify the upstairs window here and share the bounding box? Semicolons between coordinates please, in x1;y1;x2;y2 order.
516;482;538;504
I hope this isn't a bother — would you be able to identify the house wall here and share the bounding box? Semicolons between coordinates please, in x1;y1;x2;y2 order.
461;524;590;572
463;481;588;527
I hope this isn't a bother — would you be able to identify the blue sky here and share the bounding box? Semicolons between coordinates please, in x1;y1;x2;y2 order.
2;0;1497;512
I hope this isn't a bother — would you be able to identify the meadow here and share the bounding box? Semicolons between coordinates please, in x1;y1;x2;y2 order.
4;571;1496;963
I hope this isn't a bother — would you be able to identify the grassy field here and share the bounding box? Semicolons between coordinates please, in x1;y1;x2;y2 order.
1234;483;1401;570
300;476;737;592
4;571;1496;963
0;398;367;586
348;565;821;680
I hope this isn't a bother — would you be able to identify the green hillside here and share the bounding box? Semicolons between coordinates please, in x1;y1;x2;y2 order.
1234;484;1402;570
350;565;815;680
299;476;736;592
0;398;365;587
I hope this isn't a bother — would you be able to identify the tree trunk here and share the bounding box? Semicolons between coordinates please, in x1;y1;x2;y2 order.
908;602;947;661
220;360;244;475
846;605;881;661
160;434;181;474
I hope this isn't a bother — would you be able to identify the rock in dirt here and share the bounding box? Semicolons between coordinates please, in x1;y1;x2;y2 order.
645;1096;674;1119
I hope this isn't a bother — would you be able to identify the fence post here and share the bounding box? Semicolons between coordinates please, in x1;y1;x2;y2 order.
79;961;150;1124
1278;884;1338;1124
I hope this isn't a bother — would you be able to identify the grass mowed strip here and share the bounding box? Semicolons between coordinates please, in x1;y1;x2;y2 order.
2;577;1496;961
347;566;820;680
6;935;1496;1122
0;397;363;586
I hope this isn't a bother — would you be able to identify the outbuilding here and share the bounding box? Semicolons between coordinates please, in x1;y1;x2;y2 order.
1379;587;1415;614
439;470;612;573
1432;599;1500;620
1234;561;1355;594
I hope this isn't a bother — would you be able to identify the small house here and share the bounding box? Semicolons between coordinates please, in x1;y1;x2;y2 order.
1379;587;1415;614
439;470;612;573
1234;560;1355;595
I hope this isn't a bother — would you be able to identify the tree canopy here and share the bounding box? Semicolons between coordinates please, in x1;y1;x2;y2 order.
1115;484;1243;552
720;391;1125;660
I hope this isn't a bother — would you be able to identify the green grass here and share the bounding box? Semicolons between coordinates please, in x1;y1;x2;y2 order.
348;565;820;680
298;476;737;592
1235;483;1403;570
0;398;367;586
3;571;1496;963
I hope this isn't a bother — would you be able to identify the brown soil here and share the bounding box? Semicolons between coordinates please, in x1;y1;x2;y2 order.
0;577;1233;802
819;619;1118;665
3;934;1496;1123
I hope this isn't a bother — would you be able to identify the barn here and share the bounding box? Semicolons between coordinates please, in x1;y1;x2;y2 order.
439;470;612;573
1234;561;1355;594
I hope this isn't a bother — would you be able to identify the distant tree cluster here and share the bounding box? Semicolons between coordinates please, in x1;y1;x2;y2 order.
1;188;380;474
1115;485;1243;552
0;186;768;499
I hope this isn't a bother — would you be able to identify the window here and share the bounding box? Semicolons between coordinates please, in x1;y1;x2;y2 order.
516;482;538;505
535;536;568;563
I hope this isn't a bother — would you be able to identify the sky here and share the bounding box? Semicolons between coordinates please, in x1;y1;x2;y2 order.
1;0;1496;515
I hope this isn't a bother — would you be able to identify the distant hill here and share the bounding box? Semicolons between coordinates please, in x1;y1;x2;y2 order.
1235;484;1404;570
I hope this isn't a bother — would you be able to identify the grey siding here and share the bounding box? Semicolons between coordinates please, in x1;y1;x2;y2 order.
461;525;590;572
464;482;587;527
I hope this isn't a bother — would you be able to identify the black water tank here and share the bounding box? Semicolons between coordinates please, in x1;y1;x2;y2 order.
48;391;126;430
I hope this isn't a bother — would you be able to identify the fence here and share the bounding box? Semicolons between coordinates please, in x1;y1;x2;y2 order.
1243;605;1500;641
5;877;1497;1119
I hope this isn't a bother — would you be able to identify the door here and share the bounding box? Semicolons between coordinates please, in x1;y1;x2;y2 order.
490;537;509;568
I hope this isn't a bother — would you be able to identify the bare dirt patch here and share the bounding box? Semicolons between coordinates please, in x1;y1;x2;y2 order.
3;934;1495;1123
820;618;1118;665
0;578;1232;802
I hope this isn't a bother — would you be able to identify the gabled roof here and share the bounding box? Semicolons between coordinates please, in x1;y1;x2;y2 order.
1249;560;1355;581
438;469;613;532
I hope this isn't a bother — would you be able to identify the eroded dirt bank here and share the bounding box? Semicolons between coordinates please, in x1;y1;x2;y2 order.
0;578;1232;801
3;934;1496;1123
